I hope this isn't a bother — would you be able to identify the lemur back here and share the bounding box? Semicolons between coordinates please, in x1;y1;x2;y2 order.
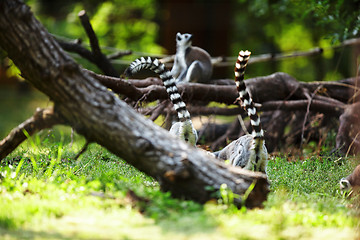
214;51;268;172
124;57;198;146
171;33;212;84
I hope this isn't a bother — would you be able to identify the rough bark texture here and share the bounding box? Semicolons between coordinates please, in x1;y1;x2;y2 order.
92;71;354;108
0;0;268;208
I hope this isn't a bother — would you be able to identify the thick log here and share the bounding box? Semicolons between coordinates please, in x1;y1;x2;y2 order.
0;0;268;208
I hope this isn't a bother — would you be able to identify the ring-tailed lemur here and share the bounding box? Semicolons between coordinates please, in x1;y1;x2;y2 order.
124;57;198;146
171;32;213;84
340;164;360;196
214;50;268;172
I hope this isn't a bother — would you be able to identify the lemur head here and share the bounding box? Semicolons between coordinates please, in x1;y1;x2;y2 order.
169;120;198;146
339;165;360;196
176;32;193;49
340;178;351;192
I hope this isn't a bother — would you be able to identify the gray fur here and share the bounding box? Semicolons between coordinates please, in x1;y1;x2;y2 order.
215;135;268;171
171;33;212;84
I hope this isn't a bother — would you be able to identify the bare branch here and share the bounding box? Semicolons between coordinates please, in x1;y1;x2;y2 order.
77;10;119;77
107;50;132;60
0;107;63;160
261;99;344;116
56;38;95;62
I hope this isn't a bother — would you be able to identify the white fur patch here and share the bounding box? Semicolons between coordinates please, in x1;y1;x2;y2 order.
243;98;252;106
153;58;159;66
163;78;176;87
252;129;264;138
248;107;256;115
250;118;260;126
166;86;177;93
154;64;165;74
183;111;190;118
239;50;251;56
160;71;171;80
170;93;181;101
174;102;186;109
239;90;247;97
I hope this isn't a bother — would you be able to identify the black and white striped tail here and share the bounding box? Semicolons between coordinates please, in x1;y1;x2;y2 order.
235;50;265;171
125;57;190;122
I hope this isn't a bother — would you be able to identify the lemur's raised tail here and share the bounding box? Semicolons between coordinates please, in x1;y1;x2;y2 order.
124;57;198;146
214;51;268;172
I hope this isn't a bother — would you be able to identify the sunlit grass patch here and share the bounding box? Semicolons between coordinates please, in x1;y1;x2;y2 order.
0;130;359;239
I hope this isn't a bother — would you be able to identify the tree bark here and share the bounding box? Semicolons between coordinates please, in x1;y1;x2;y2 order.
0;0;268;208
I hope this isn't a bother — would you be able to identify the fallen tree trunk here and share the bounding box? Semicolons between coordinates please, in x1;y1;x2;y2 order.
0;0;268;208
90;70;357;107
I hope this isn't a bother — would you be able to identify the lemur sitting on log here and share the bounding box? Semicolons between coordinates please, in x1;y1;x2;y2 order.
213;51;268;173
124;57;198;146
171;32;213;84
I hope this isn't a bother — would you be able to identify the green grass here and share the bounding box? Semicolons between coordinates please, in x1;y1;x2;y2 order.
0;128;359;239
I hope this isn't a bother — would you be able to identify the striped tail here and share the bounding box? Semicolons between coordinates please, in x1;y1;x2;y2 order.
124;56;190;122
234;50;265;171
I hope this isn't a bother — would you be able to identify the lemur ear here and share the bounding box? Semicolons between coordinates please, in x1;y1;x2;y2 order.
176;32;181;36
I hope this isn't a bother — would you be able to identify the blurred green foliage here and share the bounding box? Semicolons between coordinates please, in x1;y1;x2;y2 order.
25;0;163;72
240;0;360;42
231;0;359;81
19;0;359;82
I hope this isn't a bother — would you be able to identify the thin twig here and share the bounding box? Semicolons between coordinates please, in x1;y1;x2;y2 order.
300;86;322;148
149;100;169;121
74;141;90;161
345;131;360;157
107;50;132;60
237;115;250;135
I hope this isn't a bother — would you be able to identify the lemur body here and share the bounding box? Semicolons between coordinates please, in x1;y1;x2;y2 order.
171;33;213;84
214;51;268;172
340;164;360;195
124;57;198;146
